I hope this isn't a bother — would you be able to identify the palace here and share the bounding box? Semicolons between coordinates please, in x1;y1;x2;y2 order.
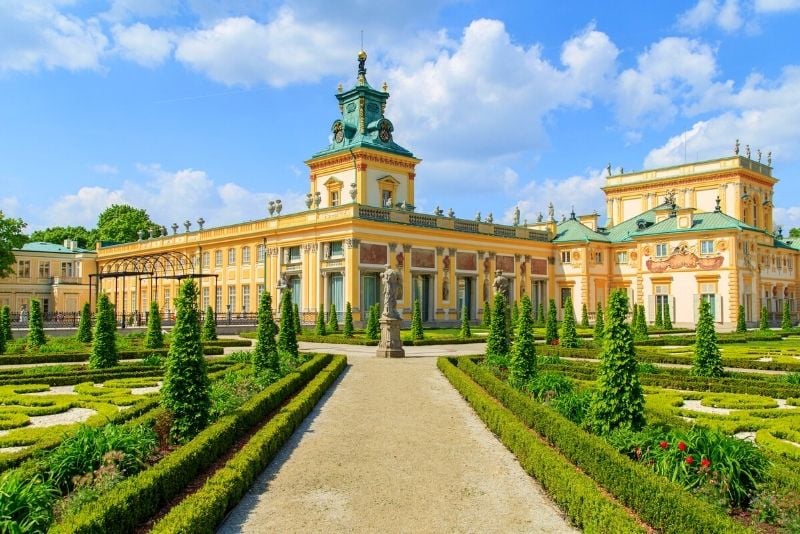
10;51;798;329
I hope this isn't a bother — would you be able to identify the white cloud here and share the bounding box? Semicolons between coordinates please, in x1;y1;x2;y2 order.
755;0;800;12
717;0;744;30
0;1;108;72
677;0;799;32
112;23;175;67
511;169;607;226
103;0;181;22
91;163;119;175
773;206;800;229
0;196;21;217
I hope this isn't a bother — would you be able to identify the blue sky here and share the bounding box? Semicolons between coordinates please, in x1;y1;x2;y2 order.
2;0;800;233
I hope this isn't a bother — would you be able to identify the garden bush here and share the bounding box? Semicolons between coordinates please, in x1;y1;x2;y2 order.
560;296;578;348
201;306;217;342
411;299;424;341
315;302;327;336
545;299;558;344
277;290;298;359
76;303;92;343
508;295;535;389
365;303;380;340
327;303;339;333
27;299;47;350
0;471;57;533
485;292;508;366
692;299;723;378
145;301;163;349
89;293;118;369
252;291;279;376
343;302;354;338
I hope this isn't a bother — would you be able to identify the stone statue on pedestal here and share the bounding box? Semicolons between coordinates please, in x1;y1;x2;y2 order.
380;266;401;319
376;265;405;358
493;270;509;301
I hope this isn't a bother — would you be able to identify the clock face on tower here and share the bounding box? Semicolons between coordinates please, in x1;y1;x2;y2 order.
378;120;392;143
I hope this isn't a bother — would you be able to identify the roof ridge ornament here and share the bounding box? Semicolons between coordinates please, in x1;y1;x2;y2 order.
357;49;367;85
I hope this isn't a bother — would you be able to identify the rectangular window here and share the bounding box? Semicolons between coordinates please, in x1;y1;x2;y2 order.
330;190;340;207
242;285;250;312
215;250;223;267
228;248;236;266
560;251;571;264
615;251;628;264
330;240;344;258
381;189;392;208
215;286;222;311
700;240;714;254
60;261;73;277
743;242;750;255
17;260;30;278
257;284;265;301
257;244;266;263
203;252;210;268
202;287;210;310
164;289;171;312
227;286;236;309
560;287;572;308
131;289;137;312
242;246;251;264
192;254;200;269
655;243;668;257
594;252;603;264
39;262;50;279
288;246;301;263
42;298;49;316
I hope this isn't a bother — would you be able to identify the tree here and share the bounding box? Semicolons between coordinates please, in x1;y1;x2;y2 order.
593;301;605;343
736;304;747;334
96;204;155;244
509;295;536;389
76;302;92;343
590;289;645;434
511;301;519;334
537;302;546;327
89;293;118;369
27;299;46;349
782;300;793;331
580;303;590;328
328;303;339;333
343;302;354;338
545;299;558;344
293;303;302;334
277;290;298;359
486;292;509;364
252;291;279;375
29;226;97;249
145;301;163;349
0;211;27;278
1;305;11;341
201;306;217;341
663;299;673;330
482;300;492;328
654;300;663;329
560;296;578;348
790;227;800;238
161;280;210;443
366;303;380;340
692;299;723;377
636;304;648;341
0;313;5;355
315;303;327;336
459;304;471;339
760;305;770;331
411;299;424;340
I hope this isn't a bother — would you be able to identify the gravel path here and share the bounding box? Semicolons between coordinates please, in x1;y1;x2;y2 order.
218;349;576;534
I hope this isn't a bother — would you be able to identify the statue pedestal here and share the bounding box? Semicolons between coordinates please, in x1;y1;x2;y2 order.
376;316;405;358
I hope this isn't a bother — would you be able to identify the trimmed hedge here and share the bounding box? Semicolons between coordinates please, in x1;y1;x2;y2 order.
50;354;333;534
151;355;346;533
0;346;224;366
453;357;747;534
202;339;252;348
438;357;644;533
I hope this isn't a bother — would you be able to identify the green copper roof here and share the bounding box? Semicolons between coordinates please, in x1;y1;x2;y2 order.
553;216;610;243
311;52;414;159
604;207;660;243
20;242;93;254
631;210;761;238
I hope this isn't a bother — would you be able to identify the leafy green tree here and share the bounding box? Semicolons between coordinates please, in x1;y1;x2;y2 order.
293;303;302;334
486;292;509;364
692;299;724;377
459;304;471;339
545;299;558;344
560;296;578;348
760;305;770;331
509;295;536;389
201;306;217;341
736;304;747;334
162;280;210;443
366;303;380;340
277;290;298;358
96;204;155;244
1;305;11;341
790;227;800;238
0;212;27;278
89;293;118;369
145;301;163;349
315;303;327;336
328;303;339;333
590;289;645;434
580;303;590;328
537;302;546;327
343;302;354;338
654;300;663;329
411;299;424;340
663;299;673;330
27;299;46;349
29;226;97;249
511;301;519;334
482;300;492;327
782;300;793;331
252;291;279;375
593;301;605;343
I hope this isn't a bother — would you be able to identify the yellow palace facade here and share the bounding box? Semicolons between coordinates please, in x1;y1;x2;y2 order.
93;53;800;330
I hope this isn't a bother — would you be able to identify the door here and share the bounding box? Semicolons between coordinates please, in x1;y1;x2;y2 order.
361;273;379;313
457;277;473;320
329;273;344;319
413;275;431;322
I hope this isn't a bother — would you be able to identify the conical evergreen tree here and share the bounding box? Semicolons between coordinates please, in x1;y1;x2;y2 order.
537;302;546;327
560;296;578;348
77;302;92;343
545;299;558;344
145;301;163;349
252;291;279;375
692;298;723;377
315;302;327;336
482;300;492;328
343;302;354;338
760;305;770;331
509;295;536;389
366;303;380;340
736;304;747;333
580;302;590;328
459;304;471;339
328;303;339;333
782;299;793;331
593;301;605;343
0;313;5;355
511;301;519;334
293;302;302;335
89;293;118;369
590;289;645;434
0;305;11;342
411;299;424;340
277;290;298;358
486;292;509;364
636;304;648;340
201;306;217;341
27;299;46;349
162;280;210;443
654;300;663;329
663;299;673;330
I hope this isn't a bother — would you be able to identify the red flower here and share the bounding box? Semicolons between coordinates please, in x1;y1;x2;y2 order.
659;441;669;449
701;458;711;469
685;456;694;465
678;441;687;452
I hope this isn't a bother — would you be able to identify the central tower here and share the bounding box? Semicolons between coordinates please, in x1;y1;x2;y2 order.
305;50;421;209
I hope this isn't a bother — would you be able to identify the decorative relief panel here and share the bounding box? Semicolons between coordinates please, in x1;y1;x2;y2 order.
456;252;477;271
411;249;435;269
360;243;387;265
530;258;547;276
496;255;514;274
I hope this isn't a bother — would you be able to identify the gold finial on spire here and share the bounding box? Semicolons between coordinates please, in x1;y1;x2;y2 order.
358;49;367;61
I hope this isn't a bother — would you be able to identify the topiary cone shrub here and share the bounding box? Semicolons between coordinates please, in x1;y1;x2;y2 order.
692;298;723;378
343;302;354;338
545;299;558;345
366;303;380;340
593;301;605;343
293;303;302;335
315;303;327;336
277;290;298;360
459;304;471;339
77;302;92;343
27;299;47;350
89;293;118;369
511;301;519;335
1;305;12;342
636;303;648;340
509;294;536;389
662;299;673;330
560;296;578;348
781;299;793;331
537;302;545;327
654;300;663;329
759;305;770;331
482;300;492;328
486;292;509;366
145;301;163;349
328;303;339;333
580;302;589;328
252;291;279;375
162;280;211;443
201;306;217;341
411;299;424;341
736;304;747;334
